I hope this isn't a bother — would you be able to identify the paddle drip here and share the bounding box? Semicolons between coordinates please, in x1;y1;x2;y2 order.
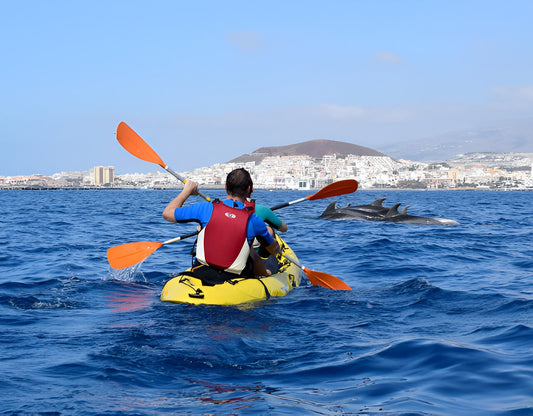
107;262;147;282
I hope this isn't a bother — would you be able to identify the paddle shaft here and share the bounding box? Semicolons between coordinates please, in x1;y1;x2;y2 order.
270;198;306;211
163;166;211;202
163;230;199;245
283;254;307;271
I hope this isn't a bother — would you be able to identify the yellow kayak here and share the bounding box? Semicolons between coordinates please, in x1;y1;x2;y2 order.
160;235;302;305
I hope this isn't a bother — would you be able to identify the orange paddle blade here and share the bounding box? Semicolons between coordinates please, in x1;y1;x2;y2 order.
107;241;163;269
307;179;358;201
116;122;166;168
304;268;352;290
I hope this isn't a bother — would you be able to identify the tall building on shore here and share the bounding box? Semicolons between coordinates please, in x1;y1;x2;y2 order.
103;166;114;184
94;166;115;185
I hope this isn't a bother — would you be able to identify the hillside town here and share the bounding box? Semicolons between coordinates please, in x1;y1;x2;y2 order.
1;152;532;190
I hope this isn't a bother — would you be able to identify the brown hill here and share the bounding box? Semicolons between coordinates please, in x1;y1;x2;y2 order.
228;139;385;164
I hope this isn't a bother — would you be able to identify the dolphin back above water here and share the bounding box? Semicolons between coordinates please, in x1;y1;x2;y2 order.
320;198;459;225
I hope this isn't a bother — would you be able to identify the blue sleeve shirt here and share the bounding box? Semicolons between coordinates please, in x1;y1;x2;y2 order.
173;199;274;246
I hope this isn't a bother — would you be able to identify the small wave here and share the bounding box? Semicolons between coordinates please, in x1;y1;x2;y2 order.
389;277;436;294
373;278;443;308
512;258;533;269
475;324;533;353
48;220;73;227
6;295;78;310
488;298;532;314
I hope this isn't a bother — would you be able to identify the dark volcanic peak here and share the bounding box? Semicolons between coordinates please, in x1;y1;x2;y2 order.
229;139;385;164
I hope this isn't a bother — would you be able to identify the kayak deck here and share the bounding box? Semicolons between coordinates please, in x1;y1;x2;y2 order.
160;235;302;305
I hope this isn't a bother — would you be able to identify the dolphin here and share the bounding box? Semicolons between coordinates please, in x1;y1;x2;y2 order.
345;198;389;214
319;200;459;225
383;204;459;225
319;201;384;221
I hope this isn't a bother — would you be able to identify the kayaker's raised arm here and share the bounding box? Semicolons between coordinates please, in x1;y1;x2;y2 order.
254;204;288;233
162;180;199;222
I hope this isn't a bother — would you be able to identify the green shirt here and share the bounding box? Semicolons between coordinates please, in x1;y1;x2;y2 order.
254;204;283;230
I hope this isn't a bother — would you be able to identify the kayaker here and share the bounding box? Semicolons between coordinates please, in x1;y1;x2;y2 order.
162;168;280;277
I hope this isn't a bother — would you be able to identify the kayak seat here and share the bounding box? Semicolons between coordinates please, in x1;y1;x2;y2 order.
178;264;243;286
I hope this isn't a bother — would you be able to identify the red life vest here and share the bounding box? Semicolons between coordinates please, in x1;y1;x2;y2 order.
196;199;255;274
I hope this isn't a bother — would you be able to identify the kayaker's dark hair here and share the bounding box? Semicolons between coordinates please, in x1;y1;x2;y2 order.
226;168;253;199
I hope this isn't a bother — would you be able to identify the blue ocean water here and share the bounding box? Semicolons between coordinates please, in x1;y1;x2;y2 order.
0;189;531;415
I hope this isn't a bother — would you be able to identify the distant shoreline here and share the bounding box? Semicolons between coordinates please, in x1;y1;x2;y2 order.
1;186;531;192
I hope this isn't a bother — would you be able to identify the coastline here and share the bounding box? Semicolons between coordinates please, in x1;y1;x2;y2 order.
1;185;531;191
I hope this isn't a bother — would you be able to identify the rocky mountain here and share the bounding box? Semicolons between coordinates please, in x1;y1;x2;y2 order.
228;139;385;164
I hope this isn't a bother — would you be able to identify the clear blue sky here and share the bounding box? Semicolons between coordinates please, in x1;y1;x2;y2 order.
1;0;532;176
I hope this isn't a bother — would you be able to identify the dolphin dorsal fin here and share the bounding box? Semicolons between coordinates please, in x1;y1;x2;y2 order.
384;203;402;218
325;200;338;211
319;200;338;218
371;198;386;207
399;205;409;215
